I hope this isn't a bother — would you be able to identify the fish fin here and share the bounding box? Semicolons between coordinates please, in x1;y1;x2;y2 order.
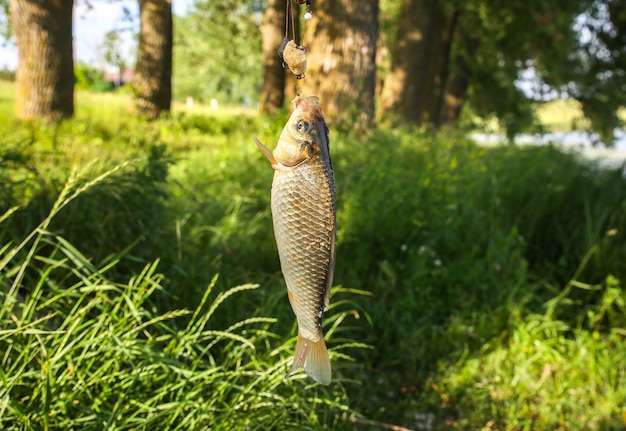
287;333;331;385
254;136;278;166
254;136;296;171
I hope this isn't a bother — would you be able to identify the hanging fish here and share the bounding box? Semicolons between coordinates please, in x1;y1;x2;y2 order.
254;96;336;385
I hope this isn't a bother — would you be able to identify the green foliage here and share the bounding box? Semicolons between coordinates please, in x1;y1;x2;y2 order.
75;62;112;92
0;0;10;41
172;0;262;105
0;67;14;81
381;0;625;143
102;30;128;73
1;86;626;429
549;0;626;143
490;0;626;144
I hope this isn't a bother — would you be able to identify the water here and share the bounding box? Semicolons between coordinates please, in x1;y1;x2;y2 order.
471;129;626;170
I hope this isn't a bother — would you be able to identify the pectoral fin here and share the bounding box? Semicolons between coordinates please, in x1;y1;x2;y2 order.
254;136;278;166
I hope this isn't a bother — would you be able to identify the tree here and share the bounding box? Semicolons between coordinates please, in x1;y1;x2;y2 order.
379;0;625;143
544;0;626;143
9;0;74;120
299;0;379;129
259;0;287;113
379;0;450;125
379;0;535;133
0;0;10;41
173;0;262;106
102;30;128;88
134;0;172;118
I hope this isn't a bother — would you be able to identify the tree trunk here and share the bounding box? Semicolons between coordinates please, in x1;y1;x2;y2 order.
439;66;470;127
438;36;476;127
299;0;378;129
416;1;449;126
10;0;74;121
378;0;436;124
426;7;460;127
259;0;287;114
134;0;173;119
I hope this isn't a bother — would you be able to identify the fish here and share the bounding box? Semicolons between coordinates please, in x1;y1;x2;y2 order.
254;95;336;385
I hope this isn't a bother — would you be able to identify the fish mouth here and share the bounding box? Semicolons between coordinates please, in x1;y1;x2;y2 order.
293;96;324;122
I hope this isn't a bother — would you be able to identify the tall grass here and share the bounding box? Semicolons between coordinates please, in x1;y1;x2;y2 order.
0;164;366;430
1;80;625;429
328;127;626;428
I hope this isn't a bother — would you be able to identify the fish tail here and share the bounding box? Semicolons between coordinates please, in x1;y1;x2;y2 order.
287;333;331;385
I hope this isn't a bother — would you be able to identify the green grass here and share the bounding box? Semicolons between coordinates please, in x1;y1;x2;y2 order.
0;158;365;430
1;80;626;429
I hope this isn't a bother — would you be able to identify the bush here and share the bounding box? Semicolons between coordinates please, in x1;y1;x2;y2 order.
75;62;113;92
0;67;15;81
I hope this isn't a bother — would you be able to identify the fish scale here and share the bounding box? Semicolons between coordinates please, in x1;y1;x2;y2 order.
271;159;334;341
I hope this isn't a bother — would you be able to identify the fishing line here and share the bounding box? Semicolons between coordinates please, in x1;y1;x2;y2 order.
284;0;312;44
285;0;297;42
284;1;289;38
279;0;315;95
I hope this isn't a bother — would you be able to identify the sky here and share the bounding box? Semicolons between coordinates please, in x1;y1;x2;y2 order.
0;0;191;71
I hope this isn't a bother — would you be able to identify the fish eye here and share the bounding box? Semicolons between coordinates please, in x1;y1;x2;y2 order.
296;120;310;133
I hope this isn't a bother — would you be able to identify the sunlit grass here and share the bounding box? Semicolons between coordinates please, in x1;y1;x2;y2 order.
437;316;626;429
